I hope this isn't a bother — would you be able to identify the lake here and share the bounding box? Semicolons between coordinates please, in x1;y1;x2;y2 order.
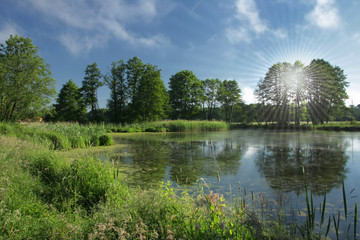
99;129;360;236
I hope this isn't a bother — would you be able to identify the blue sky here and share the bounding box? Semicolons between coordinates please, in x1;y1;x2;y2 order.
1;0;360;107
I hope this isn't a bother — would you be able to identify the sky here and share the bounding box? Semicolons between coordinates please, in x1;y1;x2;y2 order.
1;0;360;107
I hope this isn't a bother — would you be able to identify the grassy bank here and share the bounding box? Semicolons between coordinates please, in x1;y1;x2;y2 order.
0;122;113;150
1;124;359;239
231;121;360;131
108;120;230;133
0;134;285;239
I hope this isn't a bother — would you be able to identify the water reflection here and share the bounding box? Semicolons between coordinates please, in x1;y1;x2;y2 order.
110;133;243;187
108;131;353;196
169;139;242;185
256;145;348;195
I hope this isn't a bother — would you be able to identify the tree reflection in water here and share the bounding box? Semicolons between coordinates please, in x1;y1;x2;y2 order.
169;138;242;185
256;134;349;195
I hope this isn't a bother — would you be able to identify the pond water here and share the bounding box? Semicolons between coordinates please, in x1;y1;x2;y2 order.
100;129;360;236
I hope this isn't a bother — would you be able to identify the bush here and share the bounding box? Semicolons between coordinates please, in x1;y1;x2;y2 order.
43;131;71;150
99;135;113;146
27;150;112;212
90;135;100;147
66;158;112;211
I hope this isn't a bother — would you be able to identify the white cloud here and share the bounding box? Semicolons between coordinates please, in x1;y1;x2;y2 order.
306;0;340;29
26;0;171;55
226;27;251;44
234;0;267;34
0;22;21;43
353;33;360;44
226;0;287;44
272;28;288;39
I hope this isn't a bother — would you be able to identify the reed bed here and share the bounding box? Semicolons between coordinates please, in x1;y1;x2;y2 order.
109;120;230;133
231;121;360;131
0;122;113;150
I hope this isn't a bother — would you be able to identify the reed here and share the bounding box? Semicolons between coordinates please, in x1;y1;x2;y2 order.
109;120;230;133
355;203;358;239
0;122;113;150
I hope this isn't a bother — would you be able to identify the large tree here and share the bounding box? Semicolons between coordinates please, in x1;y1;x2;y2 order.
169;70;203;120
218;80;242;122
305;59;348;124
132;63;169;122
126;56;145;120
0;35;56;121
81;62;103;121
255;59;349;126
255;62;293;125
54;79;86;122
202;78;222;120
104;60;127;123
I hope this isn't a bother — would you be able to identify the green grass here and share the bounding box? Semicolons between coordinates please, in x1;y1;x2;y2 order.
109;120;230;133
231;121;360;131
1;122;358;239
0;133;287;239
0;122;113;150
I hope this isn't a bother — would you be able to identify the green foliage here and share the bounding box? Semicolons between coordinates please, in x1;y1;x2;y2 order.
169;70;203;120
0;35;56;121
133;63;170;122
104;57;170;123
54;79;86;122
218;80;242;122
26;149;112;212
99;134;113;146
3;130;358;239
202;78;222;120
104;60;127;123
255;59;349;126
40;130;71;150
108;120;230;133
0;122;111;150
306;59;349;124
81;62;103;121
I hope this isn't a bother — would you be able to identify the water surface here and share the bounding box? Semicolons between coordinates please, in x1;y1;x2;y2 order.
100;129;360;235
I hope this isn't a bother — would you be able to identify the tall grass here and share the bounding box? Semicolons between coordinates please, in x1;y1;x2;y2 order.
1;126;358;239
0;122;113;150
0;134;283;239
231;121;360;131
109;120;230;133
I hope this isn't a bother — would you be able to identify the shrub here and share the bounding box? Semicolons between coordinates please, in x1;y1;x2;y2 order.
99;134;113;146
69;136;86;148
90;135;100;147
43;131;71;150
66;158;112;211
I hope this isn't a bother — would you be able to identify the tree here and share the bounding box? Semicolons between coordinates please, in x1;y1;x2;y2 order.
132;63;169;122
169;70;203;119
54;79;86;122
81;62;103;121
218;80;242;122
202;78;222;120
126;56;145;120
104;60;127;123
0;35;56;121
305;59;349;124
255;59;348;126
255;62;293;125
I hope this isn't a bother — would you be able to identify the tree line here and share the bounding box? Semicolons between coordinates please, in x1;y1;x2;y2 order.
0;35;242;123
52;58;242;123
1;35;355;124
